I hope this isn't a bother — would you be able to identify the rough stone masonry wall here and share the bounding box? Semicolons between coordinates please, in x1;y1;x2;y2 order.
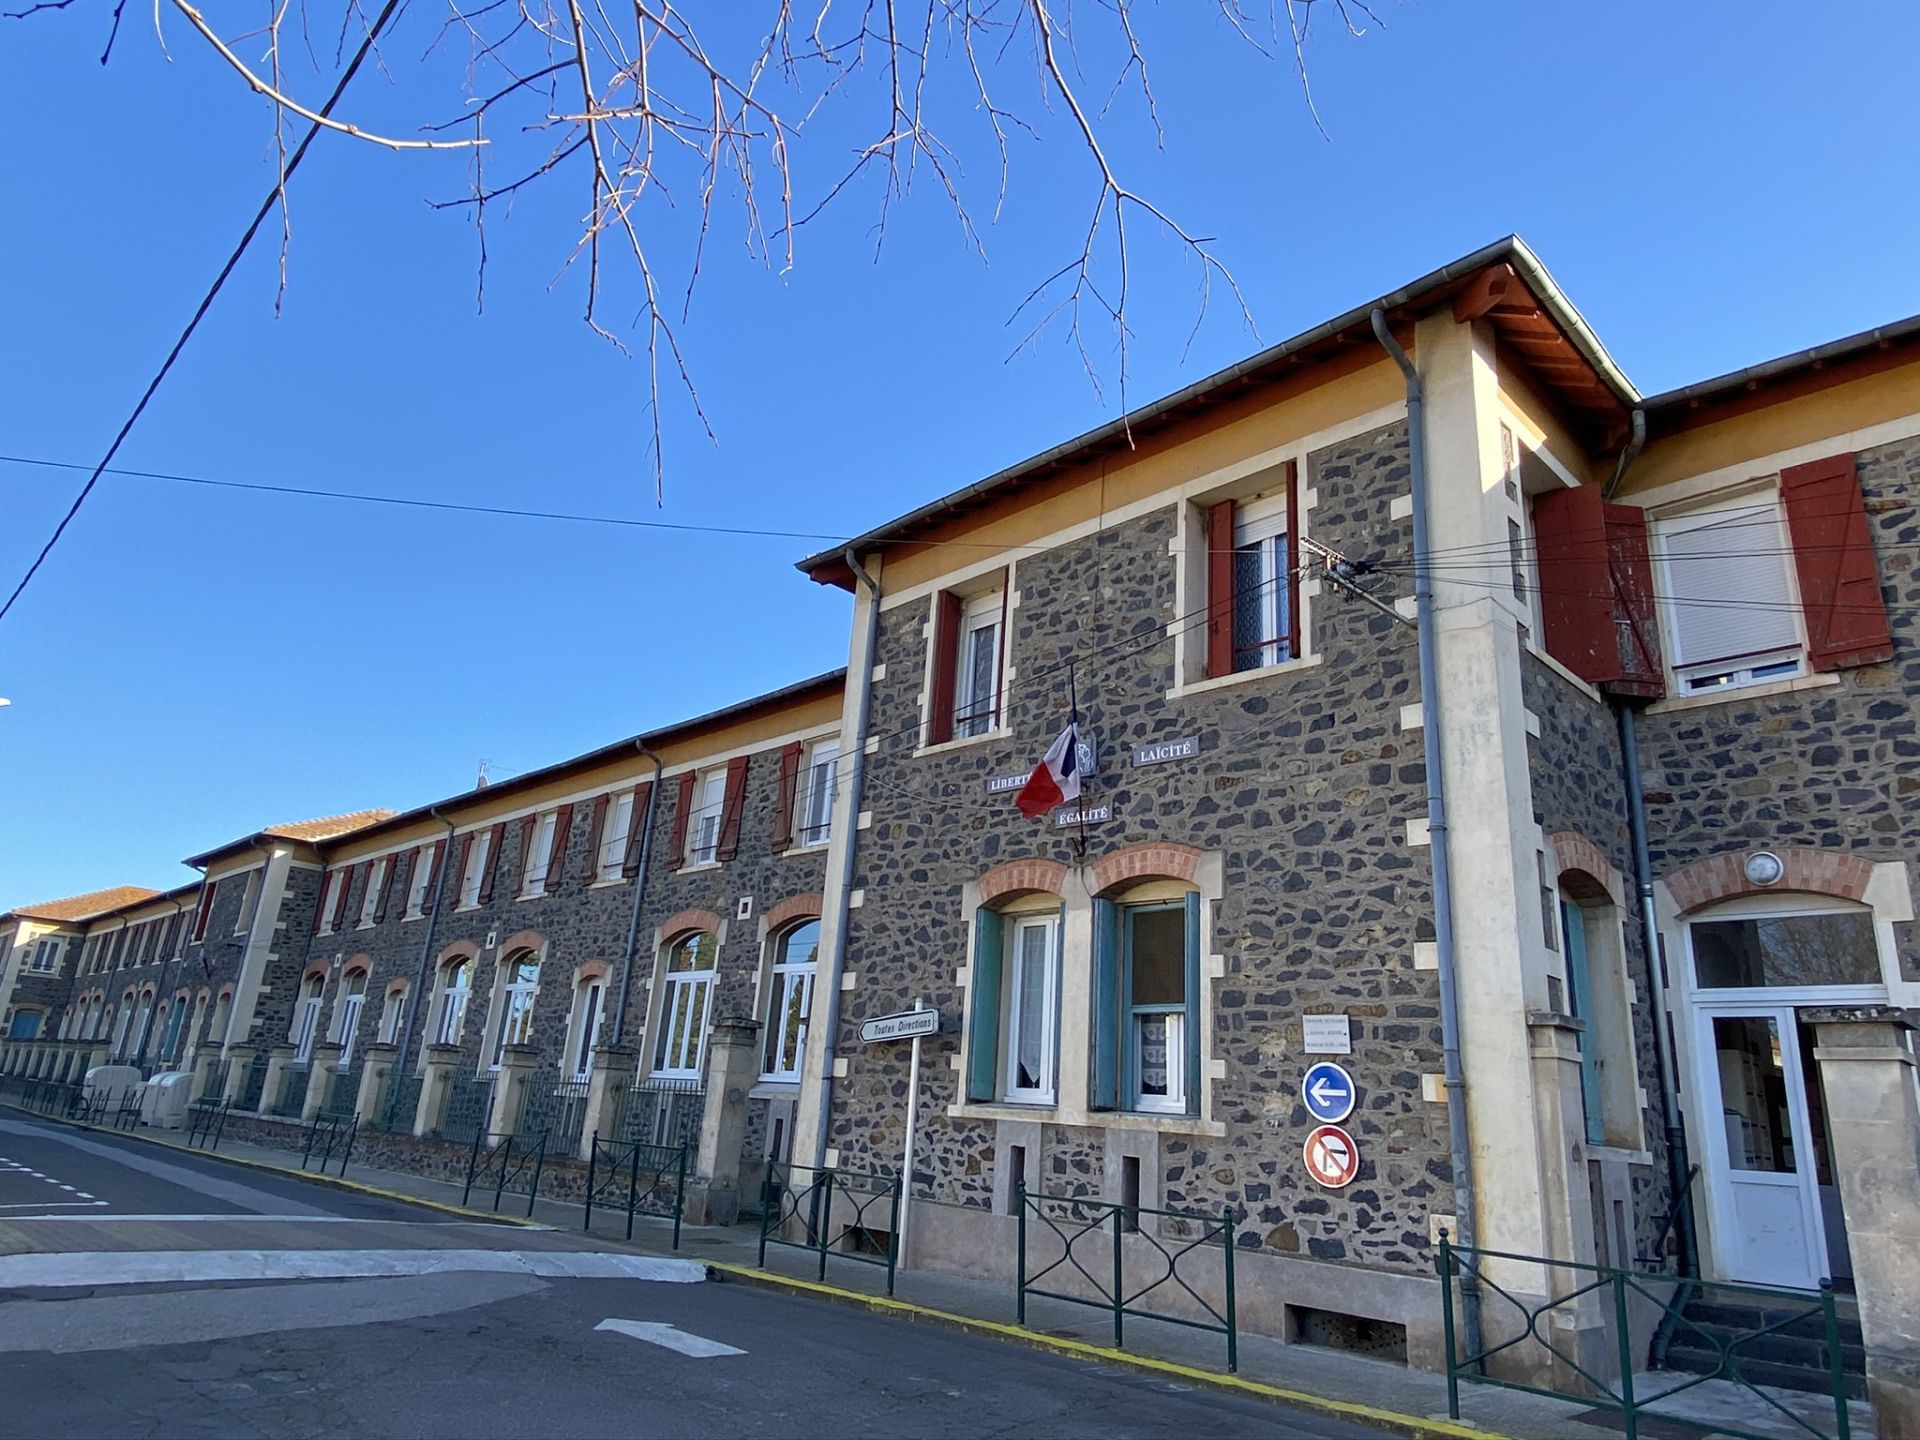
1522;655;1674;1268
1633;432;1920;986
836;420;1455;1274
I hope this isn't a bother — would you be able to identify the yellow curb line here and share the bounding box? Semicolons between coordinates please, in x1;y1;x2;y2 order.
3;1101;543;1229
705;1261;1505;1440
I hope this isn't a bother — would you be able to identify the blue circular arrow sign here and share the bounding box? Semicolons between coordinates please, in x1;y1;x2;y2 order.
1301;1061;1357;1125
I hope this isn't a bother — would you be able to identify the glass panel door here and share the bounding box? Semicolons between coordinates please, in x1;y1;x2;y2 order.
1695;1005;1826;1289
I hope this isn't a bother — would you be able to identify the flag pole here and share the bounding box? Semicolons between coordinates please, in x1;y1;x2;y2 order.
1069;662;1087;864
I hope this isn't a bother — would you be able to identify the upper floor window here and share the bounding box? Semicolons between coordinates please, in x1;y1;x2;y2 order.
1202;466;1299;681
358;858;389;928
688;769;728;866
459;831;494;908
597;791;636;882
797;740;839;848
318;870;347;935
406;843;438;918
653;931;717;1078
30;937;62;973
234;869;264;937
761;920;819;1082
927;582;1006;745
1654;492;1806;695
521;811;559;895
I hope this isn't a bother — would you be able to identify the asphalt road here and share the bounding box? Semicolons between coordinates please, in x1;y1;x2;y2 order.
0;1112;1393;1439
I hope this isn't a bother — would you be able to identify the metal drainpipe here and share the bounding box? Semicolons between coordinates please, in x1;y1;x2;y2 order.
390;808;458;1105
807;548;881;1170
1370;309;1482;1359
611;742;665;1045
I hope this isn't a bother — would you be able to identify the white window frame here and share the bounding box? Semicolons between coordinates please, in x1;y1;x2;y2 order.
598;792;635;882
796;739;839;849
436;961;472;1046
1230;490;1292;674
1002;913;1060;1105
233;869;264;938
405;848;434;918
492;955;541;1067
567;979;607;1080
760;922;819;1082
953;591;1005;739
318;871;345;934
653;933;717;1078
358;859;388;928
1131;1011;1186;1116
378;987;408;1045
520;812;559;896
458;832;493;909
31;938;61;973
688;769;728;866
334;971;369;1065
292;977;325;1062
1653;487;1808;697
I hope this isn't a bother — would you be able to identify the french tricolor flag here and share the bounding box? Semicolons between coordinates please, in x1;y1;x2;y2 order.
1015;722;1082;819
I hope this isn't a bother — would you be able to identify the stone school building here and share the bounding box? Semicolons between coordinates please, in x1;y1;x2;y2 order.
4;237;1918;1416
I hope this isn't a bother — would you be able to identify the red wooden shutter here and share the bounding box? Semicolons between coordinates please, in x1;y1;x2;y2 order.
623;783;652;878
1603;503;1664;697
477;823;507;905
716;756;750;862
585;794;610;877
330;866;356;931
546;803;574;892
518;815;536;888
373;855;398;923
192;886;214;941
926;591;961;745
771;742;802;853
1781;453;1894;670
1532;485;1615;682
421;841;445;909
668;773;696;869
1205;500;1236;678
1282;461;1302;660
451;834;474;904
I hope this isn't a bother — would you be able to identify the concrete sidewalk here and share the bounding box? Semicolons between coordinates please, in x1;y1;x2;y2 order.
18;1109;1873;1440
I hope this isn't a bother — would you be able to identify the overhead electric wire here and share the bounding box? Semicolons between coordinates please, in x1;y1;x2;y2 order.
0;0;413;627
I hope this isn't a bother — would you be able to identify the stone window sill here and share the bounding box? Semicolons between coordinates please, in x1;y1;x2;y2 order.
949;1101;1226;1138
913;726;1012;760
1164;653;1322;703
1643;670;1840;715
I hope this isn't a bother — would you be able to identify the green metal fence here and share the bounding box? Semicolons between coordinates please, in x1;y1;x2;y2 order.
583;1134;688;1247
1438;1234;1853;1440
1015;1186;1238;1373
759;1163;901;1295
185;1097;231;1151
461;1130;548;1217
302;1115;358;1176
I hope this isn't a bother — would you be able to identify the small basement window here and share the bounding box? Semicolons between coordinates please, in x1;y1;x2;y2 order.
1287;1306;1408;1364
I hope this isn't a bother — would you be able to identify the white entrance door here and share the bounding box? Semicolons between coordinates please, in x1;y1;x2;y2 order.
1695;1004;1827;1290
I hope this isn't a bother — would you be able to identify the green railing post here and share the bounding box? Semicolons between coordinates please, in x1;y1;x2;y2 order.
1111;1204;1126;1351
1222;1211;1238;1374
525;1135;546;1219
462;1126;483;1207
818;1170;835;1284
1439;1231;1460;1420
1015;1184;1027;1327
885;1175;902;1297
1822;1282;1851;1440
670;1142;686;1250
493;1135;513;1212
626;1140;642;1243
758;1162;776;1269
1613;1269;1638;1440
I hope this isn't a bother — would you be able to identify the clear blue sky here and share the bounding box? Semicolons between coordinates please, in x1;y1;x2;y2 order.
3;2;1917;907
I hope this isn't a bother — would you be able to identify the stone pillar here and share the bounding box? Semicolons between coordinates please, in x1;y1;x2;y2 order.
356;1042;397;1125
190;1049;220;1102
580;1045;638;1161
690;1019;761;1226
1807;1006;1920;1436
220;1049;251;1104
415;1044;462;1138
260;1044;298;1115
492;1044;541;1137
1524;1012;1610;1385
303;1043;343;1121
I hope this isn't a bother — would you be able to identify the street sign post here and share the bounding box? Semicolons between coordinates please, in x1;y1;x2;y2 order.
1303;1124;1360;1188
859;1008;940;1044
1301;1061;1356;1125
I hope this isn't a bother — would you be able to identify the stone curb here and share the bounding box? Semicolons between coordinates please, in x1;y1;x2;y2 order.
704;1262;1507;1440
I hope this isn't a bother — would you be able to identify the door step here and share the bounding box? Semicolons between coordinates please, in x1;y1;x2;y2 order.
1660;1298;1866;1400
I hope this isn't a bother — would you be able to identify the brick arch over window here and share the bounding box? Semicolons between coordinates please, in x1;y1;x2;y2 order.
495;930;548;959
437;940;481;967
1549;832;1627;906
1089;842;1204;895
1668;846;1877;915
977;861;1069;907
302;959;331;983
763;893;825;933
658;908;725;941
572;958;612;985
343;954;374;977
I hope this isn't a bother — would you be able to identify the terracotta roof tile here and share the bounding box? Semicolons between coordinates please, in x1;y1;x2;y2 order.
10;885;163;924
262;809;398;843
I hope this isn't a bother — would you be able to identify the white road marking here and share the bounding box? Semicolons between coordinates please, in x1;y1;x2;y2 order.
595;1319;745;1357
0;1249;709;1289
0;1215;516;1225
0;1201;109;1211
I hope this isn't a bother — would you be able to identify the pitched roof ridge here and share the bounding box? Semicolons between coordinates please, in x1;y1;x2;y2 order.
9;884;164;923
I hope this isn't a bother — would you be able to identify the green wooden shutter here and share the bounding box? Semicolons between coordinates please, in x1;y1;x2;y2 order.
1091;898;1119;1111
1560;897;1605;1145
966;908;1004;1103
1183;893;1203;1116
